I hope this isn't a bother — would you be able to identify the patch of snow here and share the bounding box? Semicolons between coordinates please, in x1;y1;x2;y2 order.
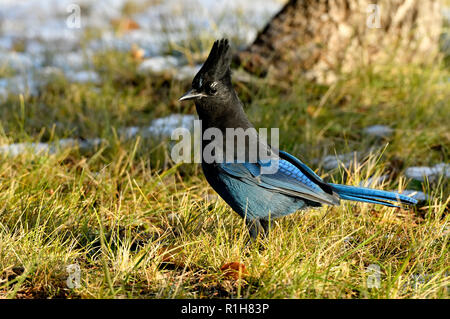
0;0;284;96
174;65;202;81
37;66;64;79
0;74;38;99
0;51;34;73
138;57;201;81
65;71;100;84
0;67;68;101
88;30;181;56
363;125;393;138
0;37;14;51
119;126;140;140
133;0;282;45
137;56;179;74
57;138;104;150
0;142;50;157
52;51;93;71
0;138;104;157
120;114;196;140
321;152;358;170
146;114;195;138
86;0;282;56
89;31;135;53
1;0;283;55
405;163;450;182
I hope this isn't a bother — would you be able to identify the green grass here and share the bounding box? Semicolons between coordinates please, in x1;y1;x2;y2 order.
0;37;449;298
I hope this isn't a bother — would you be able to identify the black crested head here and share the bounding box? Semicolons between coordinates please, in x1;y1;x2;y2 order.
179;39;235;103
178;39;251;129
179;39;253;131
193;39;232;88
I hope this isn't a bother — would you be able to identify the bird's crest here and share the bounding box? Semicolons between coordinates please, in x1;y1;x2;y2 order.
193;39;232;87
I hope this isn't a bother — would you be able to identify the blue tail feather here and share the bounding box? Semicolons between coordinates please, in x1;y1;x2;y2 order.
338;194;400;208
330;183;418;207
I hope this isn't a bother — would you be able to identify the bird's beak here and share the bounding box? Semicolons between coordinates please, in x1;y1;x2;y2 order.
179;89;207;101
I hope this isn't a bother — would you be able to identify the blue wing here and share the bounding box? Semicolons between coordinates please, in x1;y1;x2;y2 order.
219;154;340;206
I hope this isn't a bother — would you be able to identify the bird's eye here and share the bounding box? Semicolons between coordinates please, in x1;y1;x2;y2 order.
206;82;218;95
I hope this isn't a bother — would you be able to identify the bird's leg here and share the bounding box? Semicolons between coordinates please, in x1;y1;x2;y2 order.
244;219;271;251
245;218;264;241
259;219;271;237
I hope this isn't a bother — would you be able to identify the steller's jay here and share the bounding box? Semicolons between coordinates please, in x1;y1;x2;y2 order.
179;39;417;239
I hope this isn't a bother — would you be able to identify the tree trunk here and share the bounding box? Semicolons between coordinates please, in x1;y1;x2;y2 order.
235;0;443;84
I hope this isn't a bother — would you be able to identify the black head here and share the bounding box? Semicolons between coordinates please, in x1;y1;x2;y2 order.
179;39;233;102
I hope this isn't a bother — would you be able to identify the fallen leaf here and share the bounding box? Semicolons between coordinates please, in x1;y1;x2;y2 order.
220;262;248;280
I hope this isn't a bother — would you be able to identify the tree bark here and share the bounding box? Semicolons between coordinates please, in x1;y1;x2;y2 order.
235;0;443;84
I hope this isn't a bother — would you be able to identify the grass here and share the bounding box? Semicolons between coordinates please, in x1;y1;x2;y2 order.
0;31;449;298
